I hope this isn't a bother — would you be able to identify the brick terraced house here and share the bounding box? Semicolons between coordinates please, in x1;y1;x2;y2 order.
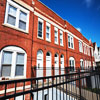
0;0;95;100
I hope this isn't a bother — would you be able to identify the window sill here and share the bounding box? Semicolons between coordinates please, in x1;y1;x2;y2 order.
60;44;64;47
37;36;44;40
2;23;29;34
0;76;26;81
54;42;59;45
79;51;83;53
46;39;51;43
68;47;74;50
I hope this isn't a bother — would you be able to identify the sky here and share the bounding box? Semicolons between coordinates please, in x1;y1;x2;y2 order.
39;0;100;47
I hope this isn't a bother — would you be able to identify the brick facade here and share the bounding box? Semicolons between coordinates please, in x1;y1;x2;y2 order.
0;0;94;80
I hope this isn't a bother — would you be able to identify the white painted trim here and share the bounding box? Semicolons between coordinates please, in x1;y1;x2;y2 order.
34;7;64;28
13;0;34;12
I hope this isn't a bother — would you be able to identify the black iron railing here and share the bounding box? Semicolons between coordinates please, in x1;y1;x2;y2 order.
0;67;100;100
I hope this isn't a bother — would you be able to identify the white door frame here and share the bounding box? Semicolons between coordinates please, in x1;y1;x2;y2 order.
61;55;64;75
55;53;59;75
46;52;51;76
37;50;43;78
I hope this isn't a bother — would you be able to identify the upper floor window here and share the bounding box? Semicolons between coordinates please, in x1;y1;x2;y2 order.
88;47;90;56
79;41;83;53
84;45;87;54
46;22;51;42
60;31;63;46
91;48;94;56
0;46;27;78
68;35;74;49
38;18;43;39
54;27;58;44
4;0;29;32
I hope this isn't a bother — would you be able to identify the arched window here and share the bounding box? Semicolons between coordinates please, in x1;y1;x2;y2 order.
61;54;64;58
37;50;43;68
46;52;50;56
69;57;75;71
80;59;84;70
54;53;59;75
0;46;27;78
55;53;58;57
46;52;51;76
37;50;43;58
60;54;64;74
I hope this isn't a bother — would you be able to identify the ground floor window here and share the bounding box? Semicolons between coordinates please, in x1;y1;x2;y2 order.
0;46;27;78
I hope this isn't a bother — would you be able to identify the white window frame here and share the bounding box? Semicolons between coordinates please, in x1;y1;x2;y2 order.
80;59;84;69
37;18;44;39
69;57;75;71
91;48;94;57
84;45;87;55
60;30;63;46
0;46;27;79
46;22;51;42
4;0;29;33
54;27;58;44
68;34;74;49
79;41;83;53
88;47;90;56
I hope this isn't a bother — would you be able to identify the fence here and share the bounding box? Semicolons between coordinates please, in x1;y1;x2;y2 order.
0;67;100;100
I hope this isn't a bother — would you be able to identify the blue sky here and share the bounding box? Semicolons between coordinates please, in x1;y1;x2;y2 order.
40;0;100;46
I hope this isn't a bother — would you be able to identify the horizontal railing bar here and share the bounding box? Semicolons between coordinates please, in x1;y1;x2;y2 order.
0;70;95;85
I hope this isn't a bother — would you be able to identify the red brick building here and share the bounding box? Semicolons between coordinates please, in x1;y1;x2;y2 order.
0;0;94;80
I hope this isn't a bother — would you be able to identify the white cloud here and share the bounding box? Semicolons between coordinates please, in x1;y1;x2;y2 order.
76;27;81;32
84;0;93;8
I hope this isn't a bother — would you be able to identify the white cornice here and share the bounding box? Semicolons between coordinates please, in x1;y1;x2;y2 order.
13;0;34;12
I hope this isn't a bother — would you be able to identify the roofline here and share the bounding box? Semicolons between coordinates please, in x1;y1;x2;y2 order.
38;0;65;22
38;0;93;45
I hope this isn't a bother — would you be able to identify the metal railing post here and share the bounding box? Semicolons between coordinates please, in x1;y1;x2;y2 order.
78;68;82;100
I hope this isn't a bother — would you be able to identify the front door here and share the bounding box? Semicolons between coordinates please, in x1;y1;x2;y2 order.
46;55;51;76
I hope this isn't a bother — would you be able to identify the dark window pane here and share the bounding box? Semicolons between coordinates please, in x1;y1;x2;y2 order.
7;15;16;26
38;22;42;31
68;42;70;47
19;20;26;30
15;65;24;76
38;31;42;37
71;43;73;48
2;66;11;76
